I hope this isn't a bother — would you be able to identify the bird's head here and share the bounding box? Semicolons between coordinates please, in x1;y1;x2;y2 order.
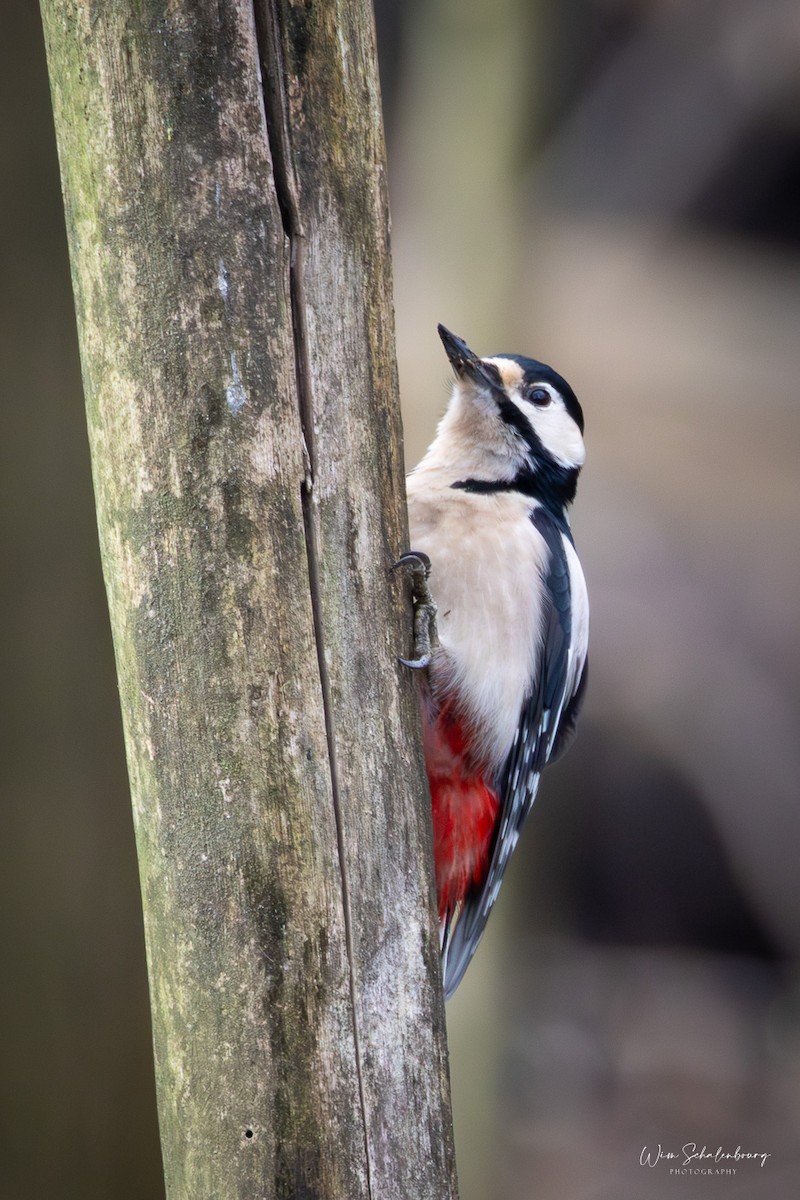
436;324;585;509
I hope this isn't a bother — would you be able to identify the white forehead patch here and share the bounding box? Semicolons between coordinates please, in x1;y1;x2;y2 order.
485;356;524;391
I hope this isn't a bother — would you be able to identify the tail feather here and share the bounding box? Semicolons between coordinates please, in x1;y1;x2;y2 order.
440;893;491;1000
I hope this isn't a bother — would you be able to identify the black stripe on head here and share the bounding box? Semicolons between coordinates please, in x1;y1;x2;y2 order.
496;354;584;434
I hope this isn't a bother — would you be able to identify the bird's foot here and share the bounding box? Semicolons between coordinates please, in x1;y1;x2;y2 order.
393;551;438;670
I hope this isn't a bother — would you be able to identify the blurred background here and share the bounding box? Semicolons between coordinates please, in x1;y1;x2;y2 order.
2;0;799;1196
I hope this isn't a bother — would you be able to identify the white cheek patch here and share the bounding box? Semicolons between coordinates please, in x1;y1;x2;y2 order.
518;395;585;468
535;409;585;467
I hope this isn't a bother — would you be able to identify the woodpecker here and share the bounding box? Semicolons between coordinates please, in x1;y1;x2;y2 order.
402;325;588;998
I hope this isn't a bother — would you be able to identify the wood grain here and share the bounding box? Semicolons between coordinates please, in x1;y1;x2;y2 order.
40;1;458;1196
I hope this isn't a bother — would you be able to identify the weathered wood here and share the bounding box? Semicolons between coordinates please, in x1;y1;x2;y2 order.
40;2;458;1197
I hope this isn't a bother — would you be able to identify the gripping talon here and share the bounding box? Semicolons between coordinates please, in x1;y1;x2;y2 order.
393;550;432;577
393;551;438;671
399;652;431;671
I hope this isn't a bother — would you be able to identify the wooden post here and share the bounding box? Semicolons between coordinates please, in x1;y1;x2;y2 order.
40;2;459;1197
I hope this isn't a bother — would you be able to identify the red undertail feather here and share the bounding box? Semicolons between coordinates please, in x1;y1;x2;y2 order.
423;702;499;918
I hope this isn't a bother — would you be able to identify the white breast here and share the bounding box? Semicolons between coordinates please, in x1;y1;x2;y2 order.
407;472;549;774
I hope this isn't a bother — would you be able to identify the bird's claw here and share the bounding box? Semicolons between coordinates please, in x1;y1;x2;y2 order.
393;550;431;577
393;551;438;671
398;651;432;671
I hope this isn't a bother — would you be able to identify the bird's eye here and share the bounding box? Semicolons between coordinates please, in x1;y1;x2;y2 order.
529;387;551;406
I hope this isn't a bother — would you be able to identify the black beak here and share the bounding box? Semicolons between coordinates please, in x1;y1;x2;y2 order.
437;324;502;394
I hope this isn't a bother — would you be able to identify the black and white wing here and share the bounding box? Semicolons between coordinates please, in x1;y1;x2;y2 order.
441;508;588;998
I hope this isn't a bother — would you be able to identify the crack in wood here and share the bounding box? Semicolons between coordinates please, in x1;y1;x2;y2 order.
252;5;376;1196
